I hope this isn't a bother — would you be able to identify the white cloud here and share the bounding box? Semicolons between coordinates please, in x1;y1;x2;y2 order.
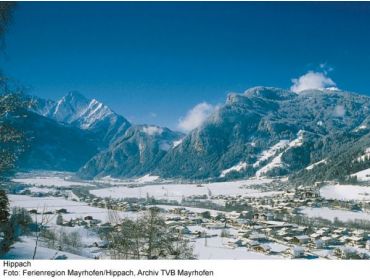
319;63;334;74
178;102;216;133
142;126;163;136
290;71;336;93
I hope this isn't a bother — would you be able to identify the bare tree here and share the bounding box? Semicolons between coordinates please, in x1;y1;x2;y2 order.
104;207;194;259
32;207;55;259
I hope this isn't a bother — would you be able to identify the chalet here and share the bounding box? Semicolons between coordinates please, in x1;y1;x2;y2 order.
248;232;268;242
291;235;310;245
316;227;330;235
348;236;364;246
339;235;351;245
253;244;271;254
321;236;334;246
245;239;259;248
333;228;349;235
283;236;294;243
310;233;321;241
289;246;305;258
314;239;324;249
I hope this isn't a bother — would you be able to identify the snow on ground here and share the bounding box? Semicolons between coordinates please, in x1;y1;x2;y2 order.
192;234;283;259
93;176;131;186
94;174;162;186
253;140;290;168
320;184;370;202
173;139;184;148
306;159;327;170
2;236;87;260
28;187;52;194
265;242;289;253
255;131;304;177
90;179;278;202
66;190;80;201
220;162;247;178
356;147;370;162
300;207;370;222
255;153;284;178
188;225;283;260
12;173;94;188
135;174;160;184
8;195;138;224
351;168;370;182
354;124;367;132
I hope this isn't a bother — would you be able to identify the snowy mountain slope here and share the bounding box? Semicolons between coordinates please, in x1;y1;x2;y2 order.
22;86;370;181
157;87;370;179
31;91;131;146
78;125;184;179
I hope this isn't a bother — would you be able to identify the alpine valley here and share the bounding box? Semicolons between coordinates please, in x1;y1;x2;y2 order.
5;86;370;260
7;86;370;183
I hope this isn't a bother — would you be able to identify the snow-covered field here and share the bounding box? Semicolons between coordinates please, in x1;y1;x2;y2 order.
320;184;370;202
3;237;87;260
8;194;138;224
12;172;94;187
300;207;370;222
351;168;370;182
95;174;161;186
135;174;160;184
90;179;279;202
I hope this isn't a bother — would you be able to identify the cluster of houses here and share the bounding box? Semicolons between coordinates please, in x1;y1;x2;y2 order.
12;180;370;259
159;203;370;259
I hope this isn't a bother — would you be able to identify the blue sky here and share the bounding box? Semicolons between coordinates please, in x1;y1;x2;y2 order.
1;2;370;130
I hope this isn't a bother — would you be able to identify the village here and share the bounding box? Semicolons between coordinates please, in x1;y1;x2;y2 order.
6;172;370;260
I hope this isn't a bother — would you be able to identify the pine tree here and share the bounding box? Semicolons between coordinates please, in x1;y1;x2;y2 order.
0;189;9;225
0;3;24;255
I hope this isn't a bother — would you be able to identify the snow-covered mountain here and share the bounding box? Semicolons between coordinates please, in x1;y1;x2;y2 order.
32;91;131;146
156;87;370;180
78;125;184;178
13;86;370;182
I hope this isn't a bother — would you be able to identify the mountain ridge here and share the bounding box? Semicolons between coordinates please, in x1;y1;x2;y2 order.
31;91;131;146
8;86;370;182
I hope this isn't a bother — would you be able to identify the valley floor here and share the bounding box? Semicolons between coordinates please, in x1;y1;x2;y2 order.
3;171;370;260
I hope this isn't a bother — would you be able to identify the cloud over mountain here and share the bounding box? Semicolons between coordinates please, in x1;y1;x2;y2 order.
290;71;337;93
177;102;216;133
